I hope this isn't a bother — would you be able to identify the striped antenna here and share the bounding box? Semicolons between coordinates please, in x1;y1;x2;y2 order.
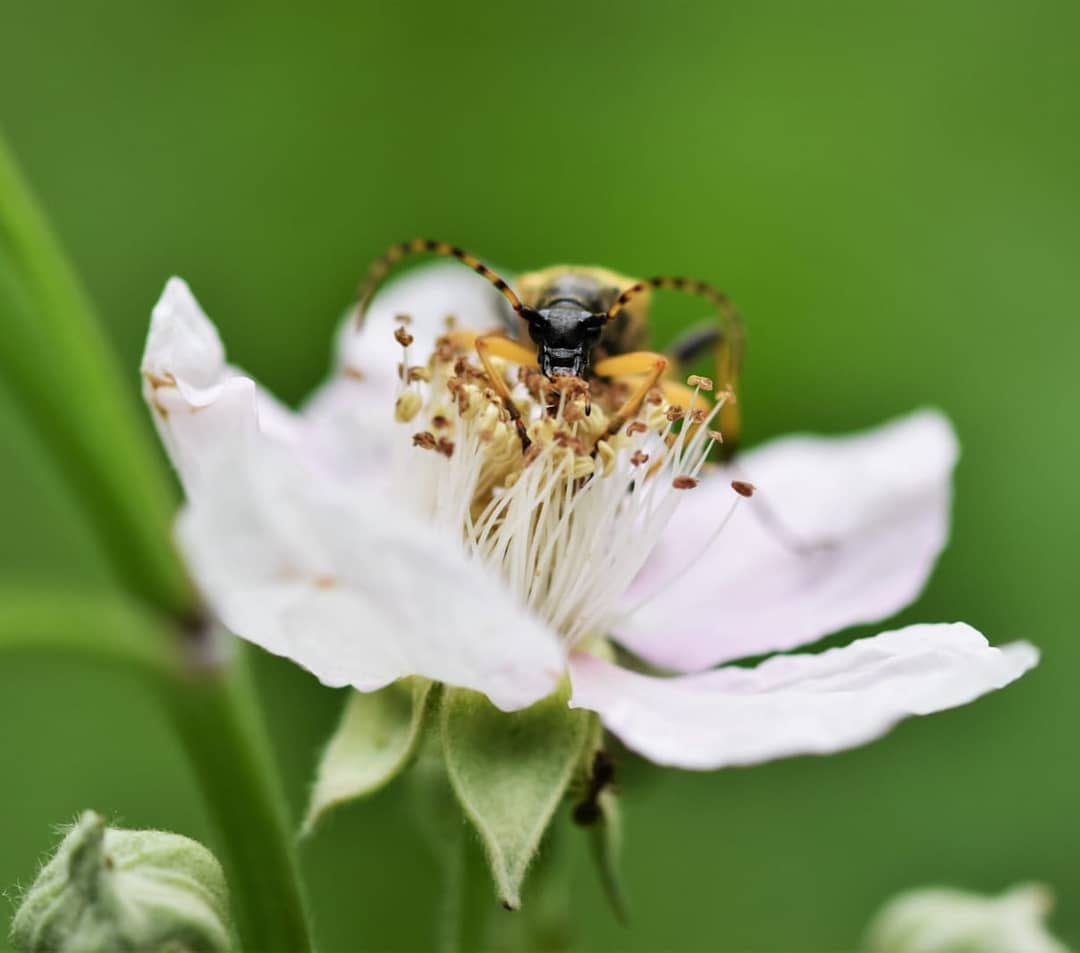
606;276;745;387
355;239;525;325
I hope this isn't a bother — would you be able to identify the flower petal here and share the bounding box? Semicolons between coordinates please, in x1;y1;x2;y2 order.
143;278;564;711
302;263;508;479
570;623;1037;770
615;410;959;671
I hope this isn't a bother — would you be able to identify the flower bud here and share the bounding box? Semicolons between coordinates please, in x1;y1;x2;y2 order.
864;883;1069;953
11;811;231;953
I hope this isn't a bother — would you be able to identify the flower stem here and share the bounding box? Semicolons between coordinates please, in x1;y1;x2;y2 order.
438;825;493;953
162;642;313;953
0;132;193;618
0;134;313;951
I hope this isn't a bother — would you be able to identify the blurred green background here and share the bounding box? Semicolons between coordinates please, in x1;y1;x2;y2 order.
2;1;1077;950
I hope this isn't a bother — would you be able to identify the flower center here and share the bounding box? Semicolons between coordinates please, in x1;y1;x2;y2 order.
389;319;728;645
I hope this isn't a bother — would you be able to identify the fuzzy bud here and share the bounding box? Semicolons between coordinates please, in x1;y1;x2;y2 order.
864;883;1069;953
11;811;231;953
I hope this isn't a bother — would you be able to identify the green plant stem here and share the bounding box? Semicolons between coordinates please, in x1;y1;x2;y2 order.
0;135;314;951
0;586;180;676
439;824;494;953
0;134;193;618
163;644;313;953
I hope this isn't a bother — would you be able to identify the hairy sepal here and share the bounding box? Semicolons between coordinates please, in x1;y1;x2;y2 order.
441;685;591;910
303;678;434;835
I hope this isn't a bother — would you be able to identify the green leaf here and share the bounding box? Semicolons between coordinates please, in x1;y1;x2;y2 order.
302;678;434;835
441;687;591;910
0;134;193;617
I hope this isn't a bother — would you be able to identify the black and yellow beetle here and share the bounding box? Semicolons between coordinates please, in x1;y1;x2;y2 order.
356;239;745;451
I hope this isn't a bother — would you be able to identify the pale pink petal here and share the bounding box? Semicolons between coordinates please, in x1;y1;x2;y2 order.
570;624;1037;770
614;410;958;671
143;278;563;711
302;263;509;479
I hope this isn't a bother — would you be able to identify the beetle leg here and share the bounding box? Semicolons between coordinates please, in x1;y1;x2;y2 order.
594;351;669;435
475;334;539;450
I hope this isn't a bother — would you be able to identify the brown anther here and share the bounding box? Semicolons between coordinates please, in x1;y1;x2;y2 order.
432;414;450;430
435;340;456;362
314;575;338;590
688;374;714;391
646;387;665;406
690;408;707;424
407;365;432;383
673;475;699;490
453;356;470;377
412;431;437;450
625;421;648;436
731;480;755;497
436;437;455;458
394;327;414;347
716;388;737;404
343;365;366;381
666;406;686;422
707;429;724;443
394;313;413;325
630;450;650;466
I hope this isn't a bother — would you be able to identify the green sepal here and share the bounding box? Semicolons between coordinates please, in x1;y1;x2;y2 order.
586;790;628;924
302;678;435;835
571;718;629;923
441;686;591;910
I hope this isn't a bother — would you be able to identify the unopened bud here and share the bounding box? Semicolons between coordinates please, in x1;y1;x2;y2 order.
865;884;1069;953
11;811;230;953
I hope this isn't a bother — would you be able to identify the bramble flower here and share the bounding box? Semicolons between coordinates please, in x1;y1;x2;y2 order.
141;265;1036;771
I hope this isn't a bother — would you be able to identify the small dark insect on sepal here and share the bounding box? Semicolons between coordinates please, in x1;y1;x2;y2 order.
572;750;617;826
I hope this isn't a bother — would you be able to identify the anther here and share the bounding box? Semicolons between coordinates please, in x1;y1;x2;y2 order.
394;391;422;423
689;408;707;424
707;429;724;443
687;374;714;390
625;421;647;437
731;480;755;497
666;406;686;422
394;313;413;325
408;366;432;383
631;450;650;467
394;327;414;347
412;432;437;450
646;387;665;406
436;437;455;458
673;475;699;490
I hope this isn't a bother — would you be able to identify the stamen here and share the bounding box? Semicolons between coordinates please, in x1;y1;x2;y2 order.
388;335;735;649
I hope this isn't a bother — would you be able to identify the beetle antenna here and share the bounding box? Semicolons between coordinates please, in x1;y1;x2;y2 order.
605;277;745;390
356;239;527;326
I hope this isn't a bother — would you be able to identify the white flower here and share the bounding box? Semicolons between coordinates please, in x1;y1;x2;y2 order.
141;267;1037;769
